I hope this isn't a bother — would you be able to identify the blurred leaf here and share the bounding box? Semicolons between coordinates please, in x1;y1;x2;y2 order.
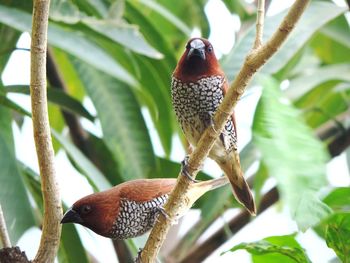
0;103;34;242
133;56;173;156
50;0;84;24
323;188;350;213
319;15;350;49
71;58;157;180
85;133;123;186
310;33;350;64
134;0;191;36
253;76;331;230
19;162;43;215
225;234;311;263
0;25;20;73
222;0;255;21
325;213;350;263
286;64;350;101
4;85;95;121
19;161;89;263
222;1;346;81
50;48;86;100
81;17;163;58
0;4;136;86
52;129;111;191
59;223;89;263
0;93;31;116
254;161;269;208
124;1;177;65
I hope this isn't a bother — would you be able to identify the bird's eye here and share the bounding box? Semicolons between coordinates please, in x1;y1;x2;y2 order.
81;205;92;215
207;46;213;52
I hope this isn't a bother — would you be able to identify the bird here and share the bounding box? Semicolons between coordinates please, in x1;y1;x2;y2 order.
171;37;256;215
61;177;228;239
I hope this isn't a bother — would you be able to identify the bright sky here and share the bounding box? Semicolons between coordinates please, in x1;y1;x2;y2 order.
1;0;349;262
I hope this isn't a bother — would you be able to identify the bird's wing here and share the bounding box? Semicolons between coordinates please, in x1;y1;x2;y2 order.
119;179;177;202
220;80;238;152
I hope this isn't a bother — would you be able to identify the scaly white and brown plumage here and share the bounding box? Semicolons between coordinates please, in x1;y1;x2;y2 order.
61;177;229;239
171;38;256;215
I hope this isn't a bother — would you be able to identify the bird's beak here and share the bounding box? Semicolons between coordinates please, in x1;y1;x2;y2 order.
61;208;83;224
187;39;206;60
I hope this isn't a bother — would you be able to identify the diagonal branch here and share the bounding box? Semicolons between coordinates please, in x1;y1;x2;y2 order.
139;0;310;262
179;125;350;262
30;0;62;262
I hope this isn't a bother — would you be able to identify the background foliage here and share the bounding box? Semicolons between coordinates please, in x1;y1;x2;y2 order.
0;0;349;262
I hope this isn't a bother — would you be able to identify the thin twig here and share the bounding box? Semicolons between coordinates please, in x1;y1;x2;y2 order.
139;0;310;262
254;0;265;49
30;0;62;262
0;205;11;248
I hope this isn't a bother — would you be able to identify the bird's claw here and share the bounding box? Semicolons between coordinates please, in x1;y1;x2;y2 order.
134;248;143;263
181;155;198;183
206;114;218;134
156;207;170;221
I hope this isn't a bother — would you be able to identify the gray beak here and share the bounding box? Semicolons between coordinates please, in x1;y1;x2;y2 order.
187;39;206;60
61;208;83;224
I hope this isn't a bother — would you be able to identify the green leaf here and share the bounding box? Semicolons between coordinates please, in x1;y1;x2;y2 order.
310;32;350;65
19;161;89;263
253;76;331;230
0;94;31;116
4;85;95;121
81;17;163;59
319;15;350;49
85;133;123;186
132;0;192;36
71;58;157;181
323;188;350;213
0;103;35;242
225;234;311;263
52;129;111;191
325;213;350;263
59;223;89;263
286;64;350;101
0;4;136;86
222;1;346;81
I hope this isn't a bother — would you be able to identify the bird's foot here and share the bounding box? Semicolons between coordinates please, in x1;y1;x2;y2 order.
156;207;170;221
181;155;198;183
134;248;143;263
204;112;218;134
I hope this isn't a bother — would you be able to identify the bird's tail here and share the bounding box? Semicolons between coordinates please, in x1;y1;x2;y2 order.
217;151;256;215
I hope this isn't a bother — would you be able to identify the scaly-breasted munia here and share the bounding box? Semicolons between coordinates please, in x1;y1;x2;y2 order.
171;38;256;215
61;177;228;239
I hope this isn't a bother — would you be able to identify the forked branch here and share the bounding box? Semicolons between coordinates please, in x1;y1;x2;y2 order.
139;0;310;262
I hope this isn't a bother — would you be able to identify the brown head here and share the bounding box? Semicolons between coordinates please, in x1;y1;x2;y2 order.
61;179;177;239
61;188;121;237
173;38;223;82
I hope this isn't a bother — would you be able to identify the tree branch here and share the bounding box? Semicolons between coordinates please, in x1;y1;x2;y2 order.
179;124;350;262
254;0;265;49
139;0;310;262
30;0;62;262
0;205;11;248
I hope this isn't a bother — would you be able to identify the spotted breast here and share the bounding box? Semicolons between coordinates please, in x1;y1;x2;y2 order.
171;75;237;156
108;195;168;239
